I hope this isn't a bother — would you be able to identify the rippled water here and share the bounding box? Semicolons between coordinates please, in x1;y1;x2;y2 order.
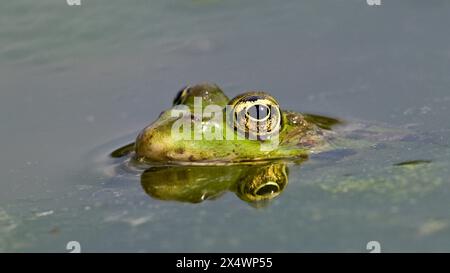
1;0;450;252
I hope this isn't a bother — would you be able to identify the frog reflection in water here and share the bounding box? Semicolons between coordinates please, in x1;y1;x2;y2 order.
141;161;294;207
112;83;342;206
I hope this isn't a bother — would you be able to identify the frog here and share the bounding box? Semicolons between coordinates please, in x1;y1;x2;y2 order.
131;83;342;164
107;82;443;207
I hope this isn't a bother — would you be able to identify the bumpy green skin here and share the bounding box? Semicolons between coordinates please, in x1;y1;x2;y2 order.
134;83;328;164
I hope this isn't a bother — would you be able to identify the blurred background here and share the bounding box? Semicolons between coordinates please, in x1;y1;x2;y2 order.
1;0;450;252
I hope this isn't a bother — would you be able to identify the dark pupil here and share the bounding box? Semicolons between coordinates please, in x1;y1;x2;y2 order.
255;184;279;196
246;104;270;120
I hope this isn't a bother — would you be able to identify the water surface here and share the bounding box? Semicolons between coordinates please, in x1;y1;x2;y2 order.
1;0;450;252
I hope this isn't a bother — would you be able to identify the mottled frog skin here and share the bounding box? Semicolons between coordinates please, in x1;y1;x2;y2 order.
134;83;336;164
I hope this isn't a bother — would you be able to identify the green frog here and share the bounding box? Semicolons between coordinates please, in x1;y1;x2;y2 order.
132;83;341;164
109;83;435;207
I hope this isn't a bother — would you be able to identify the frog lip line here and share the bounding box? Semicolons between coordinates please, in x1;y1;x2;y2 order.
169;97;280;150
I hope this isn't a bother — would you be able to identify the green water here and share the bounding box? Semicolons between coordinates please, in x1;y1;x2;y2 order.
1;0;450;252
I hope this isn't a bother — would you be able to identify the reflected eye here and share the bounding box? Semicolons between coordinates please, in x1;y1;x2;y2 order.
173;86;189;105
253;182;280;197
236;163;288;204
228;92;282;140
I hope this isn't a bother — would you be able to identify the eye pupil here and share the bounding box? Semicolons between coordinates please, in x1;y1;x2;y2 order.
254;182;280;196
246;104;270;121
256;185;279;196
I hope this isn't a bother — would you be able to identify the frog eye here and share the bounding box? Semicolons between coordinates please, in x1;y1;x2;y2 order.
253;181;281;197
173;86;190;105
228;92;282;140
236;163;288;204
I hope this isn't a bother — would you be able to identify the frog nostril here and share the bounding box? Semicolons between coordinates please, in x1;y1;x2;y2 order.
254;182;280;197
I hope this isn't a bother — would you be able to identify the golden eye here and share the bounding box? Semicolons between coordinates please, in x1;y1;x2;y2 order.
253;182;281;197
228;92;282;140
172;86;189;105
236;163;288;203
